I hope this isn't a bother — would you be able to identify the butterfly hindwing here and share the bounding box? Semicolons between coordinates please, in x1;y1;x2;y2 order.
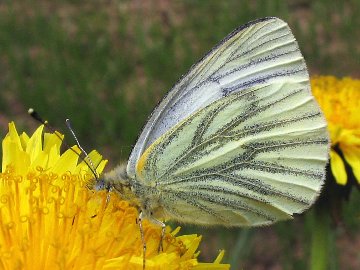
136;82;328;226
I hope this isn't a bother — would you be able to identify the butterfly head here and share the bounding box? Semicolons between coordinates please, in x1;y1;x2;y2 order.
93;177;111;191
96;164;143;209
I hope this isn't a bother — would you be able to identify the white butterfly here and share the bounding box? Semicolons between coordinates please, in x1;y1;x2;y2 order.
102;17;329;227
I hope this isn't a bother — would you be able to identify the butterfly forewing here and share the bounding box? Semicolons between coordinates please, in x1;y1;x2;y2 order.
135;81;328;226
127;17;310;178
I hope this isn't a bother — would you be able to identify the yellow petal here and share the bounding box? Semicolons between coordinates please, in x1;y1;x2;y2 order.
342;145;360;184
213;250;226;264
328;124;342;144
51;146;81;174
76;150;108;175
43;132;63;153
30;150;50;169
2;123;29;172
2;136;12;171
96;159;108;175
25;125;44;163
194;250;230;270
340;130;360;146
47;144;61;168
7;122;22;149
19;132;30;149
2;141;30;174
330;150;347;185
181;235;202;260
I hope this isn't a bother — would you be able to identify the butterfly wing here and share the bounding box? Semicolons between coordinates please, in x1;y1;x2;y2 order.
127;17;310;178
136;81;329;226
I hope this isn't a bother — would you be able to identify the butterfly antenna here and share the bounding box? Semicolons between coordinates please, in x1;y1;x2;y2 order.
28;108;47;125
28;108;54;132
65;119;99;179
28;108;99;179
28;108;66;140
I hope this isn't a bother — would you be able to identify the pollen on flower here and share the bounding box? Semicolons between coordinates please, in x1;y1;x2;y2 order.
311;76;360;185
312;76;360;132
0;122;230;270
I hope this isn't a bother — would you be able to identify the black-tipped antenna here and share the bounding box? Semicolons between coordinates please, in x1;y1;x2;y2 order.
28;108;62;137
28;108;47;125
28;108;99;179
65;119;99;179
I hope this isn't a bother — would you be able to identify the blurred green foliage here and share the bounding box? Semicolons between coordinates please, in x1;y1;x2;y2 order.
0;1;359;269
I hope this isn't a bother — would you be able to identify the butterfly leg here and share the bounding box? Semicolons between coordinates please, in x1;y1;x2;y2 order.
106;186;113;204
137;211;146;270
147;216;166;252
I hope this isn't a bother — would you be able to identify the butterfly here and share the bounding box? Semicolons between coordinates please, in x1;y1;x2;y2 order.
101;17;329;229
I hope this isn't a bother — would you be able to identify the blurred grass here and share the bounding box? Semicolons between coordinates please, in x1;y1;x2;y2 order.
0;0;359;269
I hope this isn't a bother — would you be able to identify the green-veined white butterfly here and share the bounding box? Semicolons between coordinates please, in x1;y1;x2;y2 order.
100;17;329;228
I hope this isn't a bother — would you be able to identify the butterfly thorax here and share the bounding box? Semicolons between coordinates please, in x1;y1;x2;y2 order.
102;164;164;219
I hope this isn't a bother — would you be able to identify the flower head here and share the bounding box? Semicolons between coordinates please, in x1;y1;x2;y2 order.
0;122;229;269
311;76;360;186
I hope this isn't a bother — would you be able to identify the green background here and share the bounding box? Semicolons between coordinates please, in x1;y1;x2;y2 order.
0;1;359;269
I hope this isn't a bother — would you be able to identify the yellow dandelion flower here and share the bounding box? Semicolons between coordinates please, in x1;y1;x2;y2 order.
311;76;360;185
0;122;230;270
